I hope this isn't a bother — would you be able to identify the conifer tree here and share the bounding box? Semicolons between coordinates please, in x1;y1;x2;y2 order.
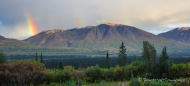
133;55;137;61
118;41;127;66
59;61;63;69
35;53;38;61
104;52;111;68
40;53;43;63
0;51;6;64
141;41;157;76
158;46;172;78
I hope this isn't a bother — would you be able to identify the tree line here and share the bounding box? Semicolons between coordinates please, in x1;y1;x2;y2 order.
103;41;173;79
0;41;190;85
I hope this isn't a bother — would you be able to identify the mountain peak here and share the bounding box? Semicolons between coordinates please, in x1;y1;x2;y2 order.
43;29;64;34
24;23;188;54
177;27;190;30
75;26;95;29
103;22;122;26
0;35;5;40
158;27;190;44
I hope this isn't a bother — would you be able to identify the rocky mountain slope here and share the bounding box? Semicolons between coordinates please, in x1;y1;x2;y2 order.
158;27;190;44
0;35;31;49
24;23;188;53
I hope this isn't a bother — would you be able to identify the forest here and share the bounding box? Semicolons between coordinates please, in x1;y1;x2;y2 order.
0;41;190;86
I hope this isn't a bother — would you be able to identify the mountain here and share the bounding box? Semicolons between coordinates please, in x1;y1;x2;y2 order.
0;35;31;49
0;35;98;56
158;27;190;44
0;35;37;54
24;23;189;54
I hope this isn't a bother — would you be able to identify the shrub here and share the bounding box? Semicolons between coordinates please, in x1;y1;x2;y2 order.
176;78;190;86
104;68;114;81
64;66;75;72
0;61;45;85
114;66;124;81
170;63;190;79
130;61;146;76
141;81;172;86
85;65;101;83
42;69;54;84
71;69;86;80
55;70;71;83
125;61;146;79
100;68;106;80
42;69;72;84
129;78;140;86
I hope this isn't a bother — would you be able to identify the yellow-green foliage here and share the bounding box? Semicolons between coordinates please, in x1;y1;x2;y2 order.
103;68;114;81
170;63;190;78
114;66;124;80
71;68;86;80
0;61;45;85
88;81;129;86
1;60;190;86
85;65;101;83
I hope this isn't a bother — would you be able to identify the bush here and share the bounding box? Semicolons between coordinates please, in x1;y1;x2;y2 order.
0;61;45;85
129;78;140;86
71;69;86;80
43;69;71;84
42;69;54;84
174;78;190;86
130;61;146;77
64;66;75;72
142;81;172;86
170;63;190;79
85;65;101;83
114;66;124;81
116;61;146;81
104;68;114;81
100;68;106;80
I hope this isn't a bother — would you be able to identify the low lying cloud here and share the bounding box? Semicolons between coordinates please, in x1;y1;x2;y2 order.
0;22;30;40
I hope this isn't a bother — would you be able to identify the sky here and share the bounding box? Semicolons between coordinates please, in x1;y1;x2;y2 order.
0;0;190;40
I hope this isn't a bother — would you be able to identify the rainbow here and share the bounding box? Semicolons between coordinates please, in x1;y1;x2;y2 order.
70;2;86;28
75;14;87;28
26;13;39;36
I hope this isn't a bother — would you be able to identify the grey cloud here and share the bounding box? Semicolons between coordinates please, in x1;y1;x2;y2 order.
0;0;190;39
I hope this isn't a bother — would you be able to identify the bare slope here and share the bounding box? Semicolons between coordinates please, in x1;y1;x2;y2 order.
24;23;188;53
0;35;31;49
158;27;190;44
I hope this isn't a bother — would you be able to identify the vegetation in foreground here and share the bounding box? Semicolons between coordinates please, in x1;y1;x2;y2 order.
0;41;190;86
0;60;190;86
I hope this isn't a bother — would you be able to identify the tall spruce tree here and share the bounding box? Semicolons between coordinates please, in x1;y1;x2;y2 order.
59;61;63;69
118;41;127;66
0;51;6;64
133;55;137;61
141;41;157;76
40;53;43;63
35;53;38;61
158;46;172;78
104;52;111;68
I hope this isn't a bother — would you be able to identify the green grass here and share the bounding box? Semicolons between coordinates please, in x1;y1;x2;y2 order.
40;81;129;86
88;81;129;86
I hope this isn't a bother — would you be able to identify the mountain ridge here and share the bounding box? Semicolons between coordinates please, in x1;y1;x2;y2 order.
1;23;190;55
24;23;189;54
0;35;32;50
158;27;190;44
